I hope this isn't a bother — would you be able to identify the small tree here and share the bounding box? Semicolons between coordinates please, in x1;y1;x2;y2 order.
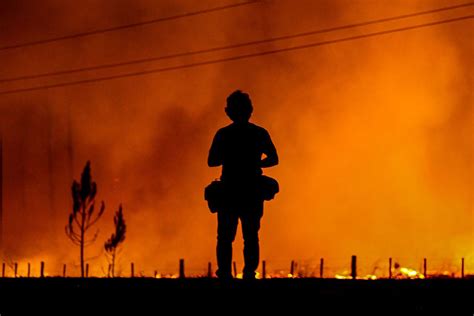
104;204;126;277
65;161;105;277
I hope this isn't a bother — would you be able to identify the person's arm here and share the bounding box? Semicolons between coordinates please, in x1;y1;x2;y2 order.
208;131;223;167
261;130;278;168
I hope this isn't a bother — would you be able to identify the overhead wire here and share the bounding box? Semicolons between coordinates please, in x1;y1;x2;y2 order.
0;2;473;84
0;14;472;96
0;0;261;51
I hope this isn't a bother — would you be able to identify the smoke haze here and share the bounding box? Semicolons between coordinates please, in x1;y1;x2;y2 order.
0;0;472;276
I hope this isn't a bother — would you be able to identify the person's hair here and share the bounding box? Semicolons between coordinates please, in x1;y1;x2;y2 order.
225;90;253;122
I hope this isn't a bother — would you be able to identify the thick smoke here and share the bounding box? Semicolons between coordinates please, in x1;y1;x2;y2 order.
0;0;472;276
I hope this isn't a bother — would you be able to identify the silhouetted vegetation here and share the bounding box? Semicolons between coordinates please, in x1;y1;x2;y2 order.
104;204;126;277
65;161;105;277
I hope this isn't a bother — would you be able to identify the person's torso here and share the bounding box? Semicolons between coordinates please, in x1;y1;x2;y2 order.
218;123;266;182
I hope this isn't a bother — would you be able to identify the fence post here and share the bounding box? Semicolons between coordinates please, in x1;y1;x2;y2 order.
85;263;89;278
290;260;295;277
2;263;5;277
389;258;392;279
40;261;45;278
233;261;237;278
461;258;465;279
320;258;324;278
14;262;17;277
351;255;357;280
423;258;427;278
179;259;185;278
207;262;212;278
131;263;135;278
63;264;67;277
27;262;31;278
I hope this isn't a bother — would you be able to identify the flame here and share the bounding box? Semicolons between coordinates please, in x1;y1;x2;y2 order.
335;273;377;280
396;267;425;279
153;273;179;279
335;274;352;280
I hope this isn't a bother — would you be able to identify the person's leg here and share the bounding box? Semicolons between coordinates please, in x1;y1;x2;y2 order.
241;201;263;279
216;210;239;279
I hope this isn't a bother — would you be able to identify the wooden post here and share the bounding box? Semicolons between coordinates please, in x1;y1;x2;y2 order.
14;262;17;277
290;260;295;277
63;264;66;277
207;262;212;278
262;260;266;279
294;262;298;277
179;259;185;278
154;270;158;278
131;263;135;278
233;261;237;278
27;263;31;278
461;258;464;279
40;261;45;278
320;258;324;278
423;258;427;278
351;255;357;280
2;262;5;277
389;258;392;279
85;263;89;277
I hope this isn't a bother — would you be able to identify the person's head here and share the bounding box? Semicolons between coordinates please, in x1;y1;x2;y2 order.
225;90;253;123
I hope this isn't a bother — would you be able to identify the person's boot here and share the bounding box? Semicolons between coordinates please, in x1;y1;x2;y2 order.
216;270;234;281
242;271;256;280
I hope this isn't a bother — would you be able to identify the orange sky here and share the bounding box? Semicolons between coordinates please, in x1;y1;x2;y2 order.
0;0;472;277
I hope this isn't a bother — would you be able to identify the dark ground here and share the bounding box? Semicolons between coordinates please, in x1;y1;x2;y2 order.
0;278;472;314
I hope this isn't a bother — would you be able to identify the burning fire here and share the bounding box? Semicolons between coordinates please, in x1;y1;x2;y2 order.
0;0;471;277
334;272;377;280
394;265;425;279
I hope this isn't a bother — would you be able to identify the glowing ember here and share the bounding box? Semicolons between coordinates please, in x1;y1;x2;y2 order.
398;267;425;279
335;273;377;280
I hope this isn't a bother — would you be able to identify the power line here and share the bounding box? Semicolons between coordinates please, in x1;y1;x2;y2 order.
1;2;473;84
0;1;260;51
0;15;472;96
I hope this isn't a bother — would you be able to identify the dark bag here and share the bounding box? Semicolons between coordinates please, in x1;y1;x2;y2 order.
204;176;279;213
204;180;226;213
258;175;279;201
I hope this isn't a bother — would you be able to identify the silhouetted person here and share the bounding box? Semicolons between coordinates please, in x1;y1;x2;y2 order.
208;90;278;280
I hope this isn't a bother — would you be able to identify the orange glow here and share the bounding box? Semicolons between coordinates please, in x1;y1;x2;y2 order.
0;0;472;278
